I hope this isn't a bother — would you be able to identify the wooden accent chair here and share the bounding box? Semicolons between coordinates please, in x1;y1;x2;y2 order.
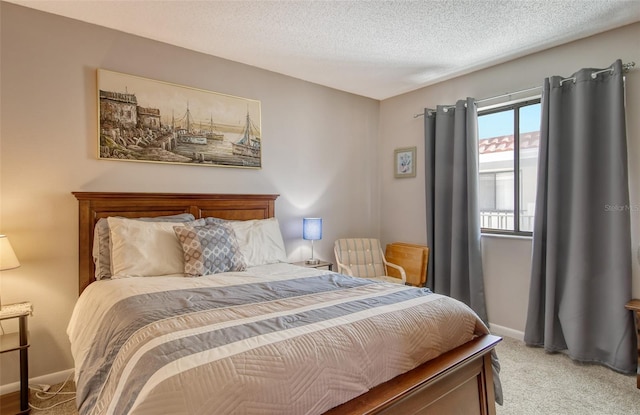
334;238;406;284
385;242;430;287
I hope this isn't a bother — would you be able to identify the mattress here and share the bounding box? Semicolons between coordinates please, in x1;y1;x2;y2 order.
67;263;490;415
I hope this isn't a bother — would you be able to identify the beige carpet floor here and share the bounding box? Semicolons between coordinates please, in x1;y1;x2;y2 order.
495;336;640;415
27;336;640;414
28;379;77;415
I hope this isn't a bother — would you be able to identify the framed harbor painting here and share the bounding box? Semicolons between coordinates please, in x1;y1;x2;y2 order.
97;69;261;168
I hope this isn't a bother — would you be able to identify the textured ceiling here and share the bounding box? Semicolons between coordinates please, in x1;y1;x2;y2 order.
6;0;640;99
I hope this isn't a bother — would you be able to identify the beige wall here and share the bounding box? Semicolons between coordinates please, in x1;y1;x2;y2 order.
0;3;380;387
379;23;640;336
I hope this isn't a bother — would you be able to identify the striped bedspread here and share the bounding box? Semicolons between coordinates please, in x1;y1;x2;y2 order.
67;263;489;415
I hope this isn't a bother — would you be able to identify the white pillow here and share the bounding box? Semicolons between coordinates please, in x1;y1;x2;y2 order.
229;218;287;267
93;213;196;280
108;217;204;278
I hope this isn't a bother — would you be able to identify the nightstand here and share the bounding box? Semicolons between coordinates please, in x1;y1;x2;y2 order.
292;260;333;271
626;299;640;389
0;302;32;414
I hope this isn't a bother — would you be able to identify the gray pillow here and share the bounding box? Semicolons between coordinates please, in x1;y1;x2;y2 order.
173;222;246;276
93;213;196;280
204;217;229;225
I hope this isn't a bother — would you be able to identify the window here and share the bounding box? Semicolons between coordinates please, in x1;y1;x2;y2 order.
478;100;541;234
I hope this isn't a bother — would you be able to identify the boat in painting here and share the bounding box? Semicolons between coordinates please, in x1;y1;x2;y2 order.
205;115;225;141
176;103;207;145
232;112;261;158
177;132;207;145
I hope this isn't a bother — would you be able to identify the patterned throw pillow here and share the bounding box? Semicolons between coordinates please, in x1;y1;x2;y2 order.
173;223;247;276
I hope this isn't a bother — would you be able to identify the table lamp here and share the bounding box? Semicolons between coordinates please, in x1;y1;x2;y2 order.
303;218;322;265
0;235;21;308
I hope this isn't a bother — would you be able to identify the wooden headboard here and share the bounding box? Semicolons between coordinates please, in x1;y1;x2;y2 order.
72;192;279;294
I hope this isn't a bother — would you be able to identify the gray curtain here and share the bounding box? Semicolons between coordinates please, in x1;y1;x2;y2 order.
424;98;488;323
525;59;636;373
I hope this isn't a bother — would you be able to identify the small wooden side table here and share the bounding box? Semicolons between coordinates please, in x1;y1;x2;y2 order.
291;260;333;271
625;299;640;389
0;302;32;414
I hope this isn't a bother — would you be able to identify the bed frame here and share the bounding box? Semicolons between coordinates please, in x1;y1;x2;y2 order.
73;191;500;415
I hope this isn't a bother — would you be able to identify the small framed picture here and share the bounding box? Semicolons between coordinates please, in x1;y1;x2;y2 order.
394;146;416;178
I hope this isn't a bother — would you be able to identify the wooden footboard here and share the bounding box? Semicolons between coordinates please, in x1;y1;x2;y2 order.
325;334;500;415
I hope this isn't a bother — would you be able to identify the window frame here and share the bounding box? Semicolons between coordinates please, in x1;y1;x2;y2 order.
478;98;540;237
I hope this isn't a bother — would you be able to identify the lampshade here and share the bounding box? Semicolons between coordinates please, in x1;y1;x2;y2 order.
303;218;322;241
0;235;20;270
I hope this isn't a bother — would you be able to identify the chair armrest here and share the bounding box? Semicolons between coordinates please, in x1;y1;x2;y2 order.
385;261;407;283
336;264;354;276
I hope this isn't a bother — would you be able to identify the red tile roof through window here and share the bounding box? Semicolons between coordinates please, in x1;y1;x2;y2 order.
479;131;540;154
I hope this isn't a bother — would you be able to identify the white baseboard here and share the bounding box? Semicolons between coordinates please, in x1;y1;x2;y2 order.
488;323;525;341
0;368;74;396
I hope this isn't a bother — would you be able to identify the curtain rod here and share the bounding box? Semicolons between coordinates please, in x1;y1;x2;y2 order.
414;86;540;118
414;61;636;118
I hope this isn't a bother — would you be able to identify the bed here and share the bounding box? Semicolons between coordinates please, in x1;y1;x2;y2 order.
70;191;501;415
